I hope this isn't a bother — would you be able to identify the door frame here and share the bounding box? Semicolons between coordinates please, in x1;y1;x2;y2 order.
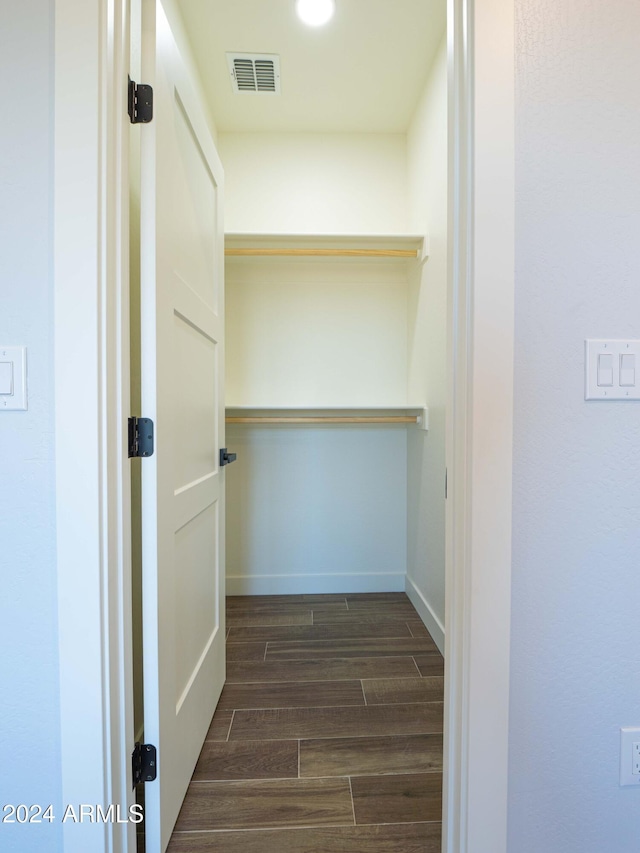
53;1;514;851
54;2;135;852
443;0;514;850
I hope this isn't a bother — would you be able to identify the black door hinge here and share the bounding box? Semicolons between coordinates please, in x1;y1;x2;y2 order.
128;76;153;124
128;417;154;458
220;448;237;467
132;743;157;787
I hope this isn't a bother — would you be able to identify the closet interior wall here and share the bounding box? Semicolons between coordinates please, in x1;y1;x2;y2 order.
220;36;447;631
221;133;410;596
406;40;448;649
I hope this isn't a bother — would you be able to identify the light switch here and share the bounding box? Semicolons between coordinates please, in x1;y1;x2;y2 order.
597;353;614;386
585;340;640;400
0;361;13;395
620;353;636;387
0;347;27;410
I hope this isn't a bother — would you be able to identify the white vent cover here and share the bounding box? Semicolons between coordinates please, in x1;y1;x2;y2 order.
227;53;281;94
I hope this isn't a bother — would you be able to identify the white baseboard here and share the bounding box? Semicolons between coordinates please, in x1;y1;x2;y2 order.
226;572;406;596
405;576;445;655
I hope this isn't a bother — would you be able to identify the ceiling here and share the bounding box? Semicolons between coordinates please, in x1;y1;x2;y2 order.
176;0;447;134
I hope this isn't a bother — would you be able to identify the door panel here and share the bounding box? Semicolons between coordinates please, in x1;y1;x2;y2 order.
172;98;219;312
140;2;225;850
173;313;218;488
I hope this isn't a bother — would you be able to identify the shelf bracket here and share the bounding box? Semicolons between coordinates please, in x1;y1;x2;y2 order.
417;407;429;431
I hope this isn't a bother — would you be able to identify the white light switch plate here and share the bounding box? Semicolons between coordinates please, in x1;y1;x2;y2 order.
620;727;640;786
0;346;27;411
585;340;640;400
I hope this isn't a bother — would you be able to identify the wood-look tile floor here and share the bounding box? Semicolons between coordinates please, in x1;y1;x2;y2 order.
167;593;444;853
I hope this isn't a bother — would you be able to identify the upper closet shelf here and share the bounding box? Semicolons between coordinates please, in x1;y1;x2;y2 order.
225;232;428;261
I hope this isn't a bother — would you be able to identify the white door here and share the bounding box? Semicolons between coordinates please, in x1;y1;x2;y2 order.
139;2;226;850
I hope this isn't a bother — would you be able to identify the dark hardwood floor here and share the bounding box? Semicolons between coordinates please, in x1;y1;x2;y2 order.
166;592;444;852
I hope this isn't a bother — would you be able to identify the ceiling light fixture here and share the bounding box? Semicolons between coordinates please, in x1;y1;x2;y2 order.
295;0;336;27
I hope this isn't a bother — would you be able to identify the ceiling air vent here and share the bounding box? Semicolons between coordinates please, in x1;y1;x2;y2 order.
227;53;281;94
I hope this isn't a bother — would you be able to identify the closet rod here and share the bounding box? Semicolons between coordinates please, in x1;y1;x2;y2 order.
226;416;419;424
225;248;419;259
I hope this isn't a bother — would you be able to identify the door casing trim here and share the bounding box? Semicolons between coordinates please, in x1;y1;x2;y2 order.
443;1;514;850
54;1;134;852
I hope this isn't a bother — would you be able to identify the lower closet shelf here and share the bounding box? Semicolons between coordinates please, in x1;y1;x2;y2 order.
225;406;429;430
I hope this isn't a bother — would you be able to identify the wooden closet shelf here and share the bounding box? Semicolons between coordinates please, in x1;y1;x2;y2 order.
225;248;419;259
224;233;427;261
225;407;428;429
226;415;419;424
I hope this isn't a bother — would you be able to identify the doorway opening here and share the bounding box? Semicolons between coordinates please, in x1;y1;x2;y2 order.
53;0;515;848
131;0;449;849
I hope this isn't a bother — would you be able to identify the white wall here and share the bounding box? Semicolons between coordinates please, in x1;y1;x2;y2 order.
226;425;407;594
226;260;409;407
404;39;447;650
221;132;412;593
0;2;62;851
219;132;408;234
509;1;640;850
225;257;410;593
